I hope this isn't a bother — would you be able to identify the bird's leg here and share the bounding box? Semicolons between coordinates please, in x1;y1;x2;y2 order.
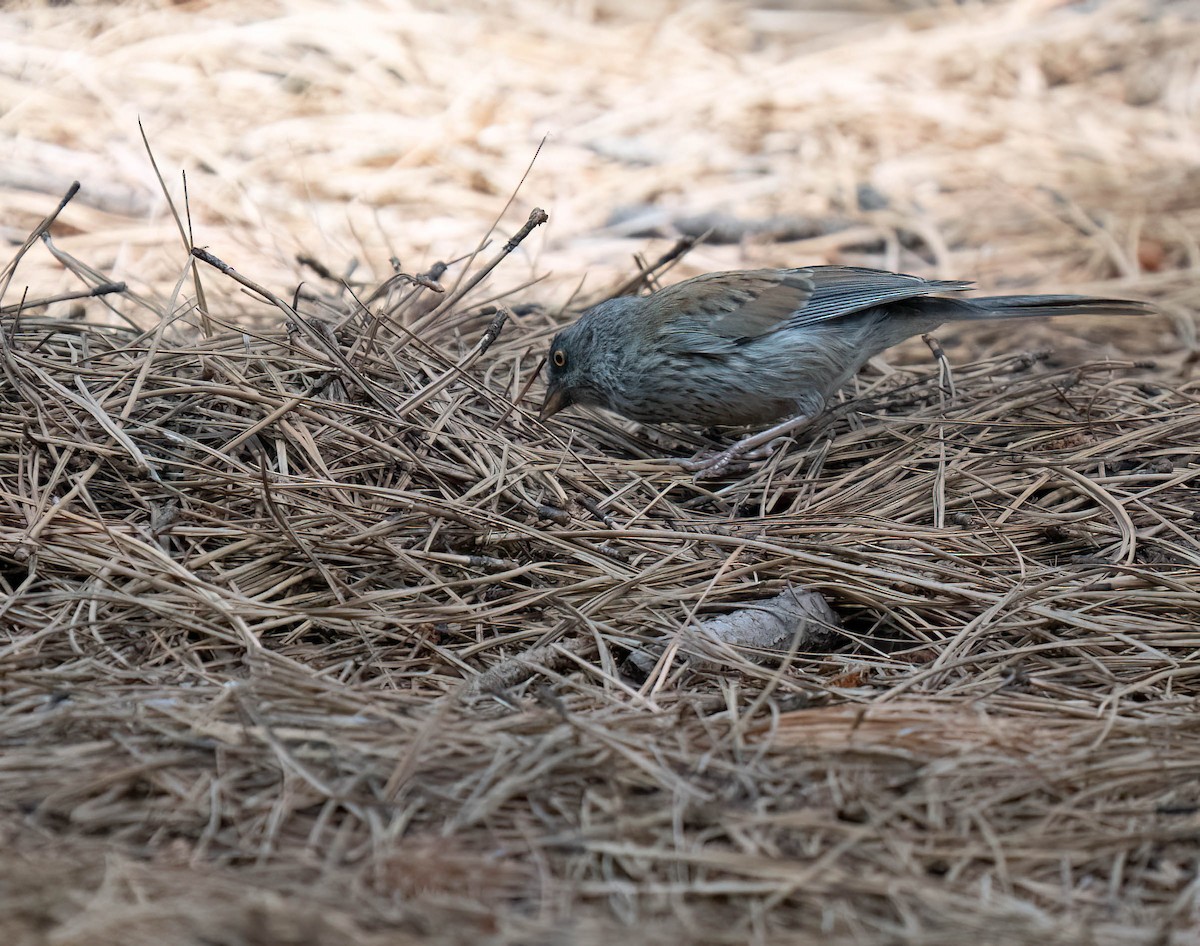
678;413;813;477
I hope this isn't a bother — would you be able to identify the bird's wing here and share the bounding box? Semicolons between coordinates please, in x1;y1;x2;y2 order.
784;267;972;327
653;267;972;351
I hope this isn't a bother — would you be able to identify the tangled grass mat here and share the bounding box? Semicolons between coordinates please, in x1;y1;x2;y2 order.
1;186;1199;944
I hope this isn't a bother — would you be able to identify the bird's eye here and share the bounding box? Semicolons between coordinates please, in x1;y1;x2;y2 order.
552;349;567;368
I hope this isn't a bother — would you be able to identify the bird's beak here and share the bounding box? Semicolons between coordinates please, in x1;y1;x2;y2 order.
539;382;571;421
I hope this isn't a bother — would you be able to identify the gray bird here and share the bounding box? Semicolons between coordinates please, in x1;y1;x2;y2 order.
539;266;1153;474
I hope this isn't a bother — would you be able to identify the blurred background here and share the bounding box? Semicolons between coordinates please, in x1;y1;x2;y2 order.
3;0;1197;349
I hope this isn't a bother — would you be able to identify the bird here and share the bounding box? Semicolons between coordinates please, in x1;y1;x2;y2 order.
538;265;1153;475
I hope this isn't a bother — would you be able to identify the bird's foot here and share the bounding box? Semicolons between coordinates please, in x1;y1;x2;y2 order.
677;414;813;480
678;436;793;480
677;449;742;478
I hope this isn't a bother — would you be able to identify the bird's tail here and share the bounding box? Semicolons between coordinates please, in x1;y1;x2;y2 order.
962;295;1154;320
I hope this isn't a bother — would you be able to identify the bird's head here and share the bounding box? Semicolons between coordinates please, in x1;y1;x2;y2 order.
539;298;636;420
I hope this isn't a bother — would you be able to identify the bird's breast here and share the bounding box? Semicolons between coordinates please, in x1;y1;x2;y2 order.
606;350;803;427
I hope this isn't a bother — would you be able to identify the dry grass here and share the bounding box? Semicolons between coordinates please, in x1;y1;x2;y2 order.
2;1;1200;944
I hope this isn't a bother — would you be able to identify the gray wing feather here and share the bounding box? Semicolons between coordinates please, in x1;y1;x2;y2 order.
653;266;972;355
784;267;971;328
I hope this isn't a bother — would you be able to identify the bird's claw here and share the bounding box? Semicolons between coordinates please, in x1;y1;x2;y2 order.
678;436;793;480
678;451;742;479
